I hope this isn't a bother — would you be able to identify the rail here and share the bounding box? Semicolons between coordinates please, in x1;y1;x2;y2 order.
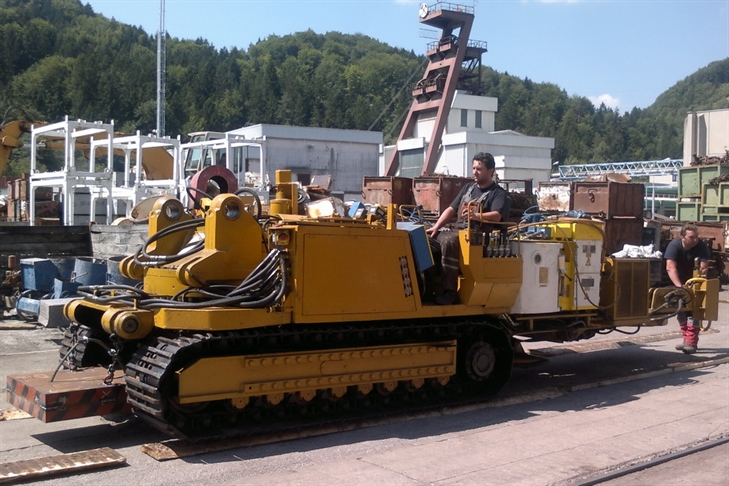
429;2;475;16
426;38;487;52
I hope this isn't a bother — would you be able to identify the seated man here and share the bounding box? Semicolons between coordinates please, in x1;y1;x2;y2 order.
426;152;509;305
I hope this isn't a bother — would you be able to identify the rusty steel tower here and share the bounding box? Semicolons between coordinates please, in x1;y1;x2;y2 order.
385;2;487;177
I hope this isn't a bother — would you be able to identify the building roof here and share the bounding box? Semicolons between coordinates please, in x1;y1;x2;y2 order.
229;124;382;145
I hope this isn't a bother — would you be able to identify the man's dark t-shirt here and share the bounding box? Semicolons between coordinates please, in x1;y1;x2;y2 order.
449;182;509;228
664;237;711;284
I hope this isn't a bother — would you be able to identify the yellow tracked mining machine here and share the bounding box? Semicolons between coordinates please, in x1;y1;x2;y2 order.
7;171;720;439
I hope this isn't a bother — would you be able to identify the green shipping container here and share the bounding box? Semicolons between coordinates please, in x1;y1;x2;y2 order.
677;201;701;221
700;213;729;222
702;205;729;215
702;184;720;206
721;182;729;206
678;165;729;198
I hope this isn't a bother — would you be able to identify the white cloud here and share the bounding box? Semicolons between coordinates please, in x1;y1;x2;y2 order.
589;94;621;110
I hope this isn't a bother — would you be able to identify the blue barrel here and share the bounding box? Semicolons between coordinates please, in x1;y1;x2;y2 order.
72;257;107;285
50;257;76;281
106;255;141;287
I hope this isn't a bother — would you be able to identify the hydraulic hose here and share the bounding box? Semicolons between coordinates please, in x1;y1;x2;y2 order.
134;217;205;267
649;287;691;321
137;249;287;310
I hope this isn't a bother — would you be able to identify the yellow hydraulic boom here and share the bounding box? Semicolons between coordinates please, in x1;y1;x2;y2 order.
0;119;37;175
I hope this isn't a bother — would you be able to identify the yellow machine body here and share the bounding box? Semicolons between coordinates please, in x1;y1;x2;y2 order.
458;230;522;310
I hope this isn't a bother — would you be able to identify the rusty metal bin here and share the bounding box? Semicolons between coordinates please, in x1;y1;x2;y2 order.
537;181;572;212
361;176;413;206
412;175;471;217
603;217;644;255
573;182;644;218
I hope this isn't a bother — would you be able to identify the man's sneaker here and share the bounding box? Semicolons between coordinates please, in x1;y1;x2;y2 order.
682;345;697;355
675;342;687;351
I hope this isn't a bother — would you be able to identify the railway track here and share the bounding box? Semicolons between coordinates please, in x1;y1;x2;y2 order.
572;435;729;486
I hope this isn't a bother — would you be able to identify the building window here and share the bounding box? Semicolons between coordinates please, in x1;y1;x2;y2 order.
401;149;425;178
460;109;468;127
475;110;482;129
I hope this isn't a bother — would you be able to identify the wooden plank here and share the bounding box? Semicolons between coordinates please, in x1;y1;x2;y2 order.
0;408;31;421
0;447;125;484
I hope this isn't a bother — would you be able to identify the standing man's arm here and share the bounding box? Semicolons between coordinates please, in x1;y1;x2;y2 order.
698;242;711;276
699;260;709;276
666;259;683;287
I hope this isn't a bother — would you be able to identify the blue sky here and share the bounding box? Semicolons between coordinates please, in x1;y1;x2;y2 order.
84;0;729;113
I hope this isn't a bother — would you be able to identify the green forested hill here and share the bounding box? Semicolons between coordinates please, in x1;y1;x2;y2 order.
1;0;728;176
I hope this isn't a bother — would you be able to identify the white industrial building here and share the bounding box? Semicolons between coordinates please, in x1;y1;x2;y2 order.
381;91;555;184
229;124;382;200
684;108;729;164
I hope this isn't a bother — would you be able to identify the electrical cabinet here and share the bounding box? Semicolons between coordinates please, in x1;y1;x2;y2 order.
510;242;561;314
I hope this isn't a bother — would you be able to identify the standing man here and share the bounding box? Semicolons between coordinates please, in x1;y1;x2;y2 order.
664;224;711;354
426;152;509;305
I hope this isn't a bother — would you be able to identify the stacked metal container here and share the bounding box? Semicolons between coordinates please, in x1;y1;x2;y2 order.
361;175;474;221
6;174;57;223
571;181;645;255
676;165;729;222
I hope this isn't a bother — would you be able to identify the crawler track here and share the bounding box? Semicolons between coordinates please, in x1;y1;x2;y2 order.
123;317;514;440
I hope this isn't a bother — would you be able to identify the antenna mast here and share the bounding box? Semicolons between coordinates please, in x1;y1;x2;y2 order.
156;0;166;136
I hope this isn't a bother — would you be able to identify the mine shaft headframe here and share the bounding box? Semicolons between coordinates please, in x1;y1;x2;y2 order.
386;2;485;177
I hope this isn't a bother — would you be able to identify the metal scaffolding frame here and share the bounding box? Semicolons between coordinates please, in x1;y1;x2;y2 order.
556;159;684;180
